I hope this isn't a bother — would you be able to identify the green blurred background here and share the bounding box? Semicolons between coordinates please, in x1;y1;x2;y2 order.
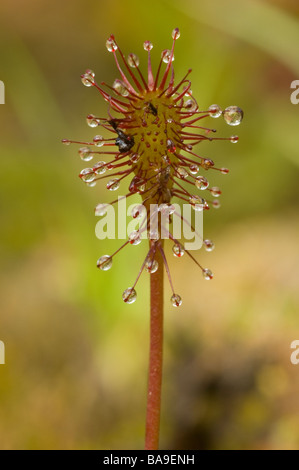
1;0;299;450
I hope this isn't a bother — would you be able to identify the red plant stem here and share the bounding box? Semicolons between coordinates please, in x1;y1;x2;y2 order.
145;243;164;450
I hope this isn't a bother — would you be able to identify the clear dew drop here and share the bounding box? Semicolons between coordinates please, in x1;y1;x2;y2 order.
161;49;174;64
122;288;137;304
204;239;215;252
185;99;198;112
172;28;180;40
80;168;95;182
189;195;205;211
202;159;215;170
159;203;175;215
172;244;185;258
177;166;188;179
210;186;221;197
195;176;209;190
202;268;213;280
128;230;141;246
113;79;129;97
208;104;222;118
95;203;107;216
62;139;71;145
130;153;140;164
143;41;153;51
129;176;145;193
223;106;243;126
230;135;239;144
107;179;120;191
86;114;99;128
171;294;182;307
79;146;93;162
93;161;106;175
87;181;96;188
81;69;95;87
189;164;199;175
145;260;159;274
212;200;221;209
128;53;140;68
167;139;176;153
106;36;118;52
93;135;104;147
220;168;229;174
131;204;145;219
97;255;112;271
148;229;160;241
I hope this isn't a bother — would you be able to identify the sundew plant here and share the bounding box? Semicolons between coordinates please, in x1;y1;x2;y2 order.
63;28;243;449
